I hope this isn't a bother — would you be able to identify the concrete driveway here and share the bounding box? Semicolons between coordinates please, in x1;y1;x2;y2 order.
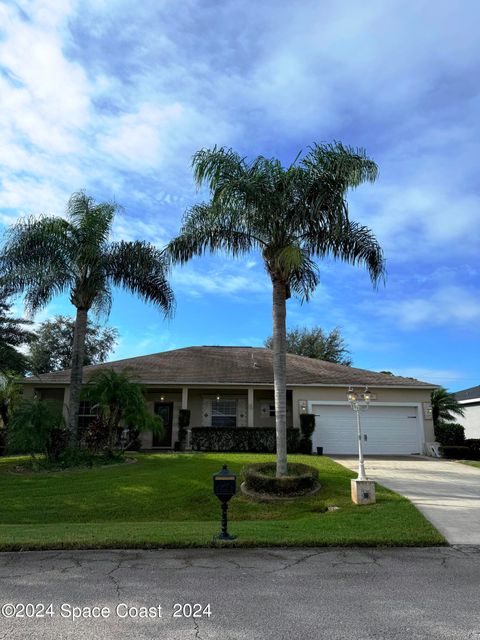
331;456;480;544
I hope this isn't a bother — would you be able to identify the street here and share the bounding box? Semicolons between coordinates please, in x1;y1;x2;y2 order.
0;546;479;639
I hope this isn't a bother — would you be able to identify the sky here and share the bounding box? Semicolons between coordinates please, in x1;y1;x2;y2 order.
0;0;479;391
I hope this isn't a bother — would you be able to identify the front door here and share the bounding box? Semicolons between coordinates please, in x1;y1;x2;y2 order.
153;402;173;447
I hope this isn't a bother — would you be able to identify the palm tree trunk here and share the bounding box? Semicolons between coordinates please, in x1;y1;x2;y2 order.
272;277;288;477
68;307;88;441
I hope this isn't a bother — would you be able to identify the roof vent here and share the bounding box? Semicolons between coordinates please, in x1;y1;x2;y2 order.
251;353;259;369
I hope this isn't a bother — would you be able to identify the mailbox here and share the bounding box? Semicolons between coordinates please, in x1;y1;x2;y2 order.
213;464;237;502
213;464;237;540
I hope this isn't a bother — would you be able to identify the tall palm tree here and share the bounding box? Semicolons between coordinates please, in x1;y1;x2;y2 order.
431;387;465;426
0;192;174;439
166;144;385;476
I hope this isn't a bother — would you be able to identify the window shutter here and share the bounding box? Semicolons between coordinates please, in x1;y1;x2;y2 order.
202;397;210;427
237;398;247;427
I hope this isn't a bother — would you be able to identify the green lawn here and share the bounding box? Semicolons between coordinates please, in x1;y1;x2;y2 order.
0;453;445;549
459;461;480;469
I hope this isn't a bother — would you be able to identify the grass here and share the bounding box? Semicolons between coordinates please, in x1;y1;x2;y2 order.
0;453;445;550
458;460;480;469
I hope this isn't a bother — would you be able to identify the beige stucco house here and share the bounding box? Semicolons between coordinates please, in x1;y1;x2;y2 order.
21;346;437;455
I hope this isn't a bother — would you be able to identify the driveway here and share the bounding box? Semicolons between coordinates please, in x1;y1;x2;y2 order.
331;456;480;544
0;547;480;639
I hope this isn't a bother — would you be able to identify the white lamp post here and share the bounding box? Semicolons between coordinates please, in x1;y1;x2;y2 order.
347;386;372;481
347;386;376;505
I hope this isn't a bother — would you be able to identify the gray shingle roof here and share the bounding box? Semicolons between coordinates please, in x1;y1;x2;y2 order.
454;385;480;401
23;346;436;388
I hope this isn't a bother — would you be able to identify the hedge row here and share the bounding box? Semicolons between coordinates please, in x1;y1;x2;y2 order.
242;462;319;496
441;439;480;460
191;427;300;453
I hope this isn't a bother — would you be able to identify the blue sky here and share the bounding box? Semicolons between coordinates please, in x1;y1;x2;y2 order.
0;0;479;391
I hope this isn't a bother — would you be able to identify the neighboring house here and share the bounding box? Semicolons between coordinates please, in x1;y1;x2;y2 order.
453;385;480;439
21;346;437;455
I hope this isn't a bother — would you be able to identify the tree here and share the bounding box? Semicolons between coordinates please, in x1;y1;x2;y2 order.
0;191;174;440
0;371;22;428
82;369;163;453
29;315;118;374
0;301;34;374
167;143;385;476
265;326;352;365
431;387;465;427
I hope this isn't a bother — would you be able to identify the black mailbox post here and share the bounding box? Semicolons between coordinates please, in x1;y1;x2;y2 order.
213;464;237;540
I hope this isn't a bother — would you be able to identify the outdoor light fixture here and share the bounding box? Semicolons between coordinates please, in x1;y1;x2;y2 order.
160;396;165;401
216;394;221;401
347;385;373;481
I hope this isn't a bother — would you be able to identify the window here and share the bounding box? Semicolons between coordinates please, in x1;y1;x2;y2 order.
78;401;99;434
211;399;237;427
269;404;275;417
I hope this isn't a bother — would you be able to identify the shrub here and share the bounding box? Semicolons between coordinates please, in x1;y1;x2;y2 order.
242;462;319;496
178;409;191;445
7;398;67;463
299;413;315;454
440;445;471;460
191;427;300;453
465;439;480;460
83;415;110;453
434;422;465;446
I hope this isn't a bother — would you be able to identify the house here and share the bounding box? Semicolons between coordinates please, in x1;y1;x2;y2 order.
453;385;480;439
21;346;437;455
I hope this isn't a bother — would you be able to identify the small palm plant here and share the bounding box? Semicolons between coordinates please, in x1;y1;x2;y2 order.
0;192;174;439
167;143;385;476
82;369;163;454
431;387;465;427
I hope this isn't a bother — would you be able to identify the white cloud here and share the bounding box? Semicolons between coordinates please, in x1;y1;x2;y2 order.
386;367;467;386
379;286;480;329
172;264;270;299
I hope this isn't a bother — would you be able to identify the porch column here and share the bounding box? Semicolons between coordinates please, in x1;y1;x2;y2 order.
247;387;254;427
181;386;189;409
182;386;191;449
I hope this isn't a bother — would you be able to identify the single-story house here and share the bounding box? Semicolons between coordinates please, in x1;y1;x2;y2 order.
21;346;438;455
453;385;480;439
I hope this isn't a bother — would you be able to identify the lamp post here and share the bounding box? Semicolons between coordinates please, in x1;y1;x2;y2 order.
347;386;372;481
347;386;376;505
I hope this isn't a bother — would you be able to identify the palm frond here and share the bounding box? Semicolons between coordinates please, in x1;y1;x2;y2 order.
303;142;378;189
303;219;386;287
166;203;263;264
0;216;74;310
106;241;175;317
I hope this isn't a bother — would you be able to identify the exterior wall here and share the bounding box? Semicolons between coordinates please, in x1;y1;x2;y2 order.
456;402;480;439
254;390;293;428
291;385;435;450
21;382;435;452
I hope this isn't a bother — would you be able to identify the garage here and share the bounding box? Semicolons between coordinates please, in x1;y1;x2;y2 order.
310;404;422;455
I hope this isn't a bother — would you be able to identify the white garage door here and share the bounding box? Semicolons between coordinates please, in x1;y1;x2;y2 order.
311;404;421;455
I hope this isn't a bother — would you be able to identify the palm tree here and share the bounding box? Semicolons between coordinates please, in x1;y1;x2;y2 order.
167;144;385;476
431;387;465;426
82;368;163;453
0;192;174;439
0;371;22;428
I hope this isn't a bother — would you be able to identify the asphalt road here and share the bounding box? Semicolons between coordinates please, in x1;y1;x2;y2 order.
0;547;479;639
